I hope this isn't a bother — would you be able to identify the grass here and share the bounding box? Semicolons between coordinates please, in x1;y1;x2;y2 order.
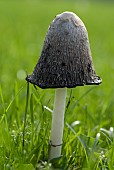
0;0;114;169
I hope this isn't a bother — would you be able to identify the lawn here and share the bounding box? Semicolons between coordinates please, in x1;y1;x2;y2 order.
0;0;114;169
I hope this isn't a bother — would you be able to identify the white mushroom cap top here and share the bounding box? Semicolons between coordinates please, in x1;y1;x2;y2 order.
26;11;102;88
56;11;85;27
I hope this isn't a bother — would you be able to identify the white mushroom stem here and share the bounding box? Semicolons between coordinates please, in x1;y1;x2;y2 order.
49;88;67;160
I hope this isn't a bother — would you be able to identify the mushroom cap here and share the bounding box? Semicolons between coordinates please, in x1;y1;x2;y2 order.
26;11;102;89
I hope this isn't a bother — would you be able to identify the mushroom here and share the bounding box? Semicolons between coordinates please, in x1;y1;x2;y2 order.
26;11;102;160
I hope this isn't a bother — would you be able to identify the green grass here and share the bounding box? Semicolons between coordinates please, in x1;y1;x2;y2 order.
0;0;114;169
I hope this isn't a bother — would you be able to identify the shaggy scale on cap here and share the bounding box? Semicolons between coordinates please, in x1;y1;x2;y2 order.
26;12;102;88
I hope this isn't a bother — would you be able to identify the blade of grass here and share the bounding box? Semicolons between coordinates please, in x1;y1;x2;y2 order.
14;81;20;126
92;133;101;151
0;85;6;114
5;83;26;114
30;93;34;148
23;82;29;147
66;87;96;114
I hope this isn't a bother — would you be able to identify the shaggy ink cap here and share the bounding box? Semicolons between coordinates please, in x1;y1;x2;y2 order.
26;11;102;161
26;12;102;88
